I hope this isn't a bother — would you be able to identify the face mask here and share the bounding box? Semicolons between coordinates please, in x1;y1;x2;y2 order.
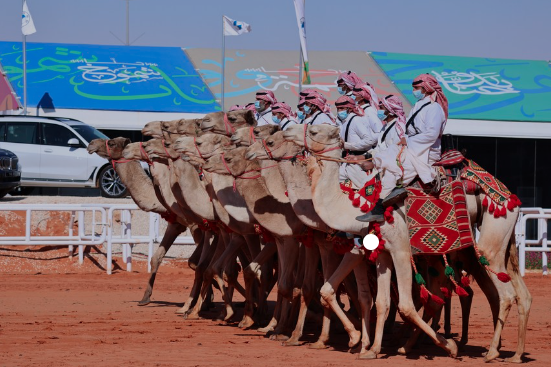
337;111;349;121
255;100;263;111
412;90;425;100
297;111;305;120
337;86;346;95
350;94;356;101
303;105;311;114
272;116;281;124
377;110;387;120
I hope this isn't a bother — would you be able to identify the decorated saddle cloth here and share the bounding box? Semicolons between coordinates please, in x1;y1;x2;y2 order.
405;180;475;255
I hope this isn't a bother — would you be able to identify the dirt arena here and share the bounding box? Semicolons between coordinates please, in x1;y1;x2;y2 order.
0;246;550;367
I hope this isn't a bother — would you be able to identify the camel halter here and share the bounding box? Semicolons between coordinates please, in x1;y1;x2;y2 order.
139;142;154;166
220;152;278;191
105;140;132;170
223;113;249;136
301;124;370;164
248;127;256;146
161;139;181;167
193;137;205;160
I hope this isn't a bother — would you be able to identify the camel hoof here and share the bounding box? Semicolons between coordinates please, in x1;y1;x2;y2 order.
137;299;150;306
183;312;200;320
308;341;328;350
269;334;289;341
397;346;410;355
238;316;255;329
483;349;500;363
358;350;378;360
445;338;458;358
348;330;361;348
283;339;301;347
223;311;234;322
257;326;274;334
504;356;523;364
175;306;189;315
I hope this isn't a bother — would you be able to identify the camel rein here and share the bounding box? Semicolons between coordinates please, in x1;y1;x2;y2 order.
105;140;133;169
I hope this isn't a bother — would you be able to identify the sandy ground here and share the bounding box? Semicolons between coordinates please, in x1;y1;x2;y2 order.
0;250;550;367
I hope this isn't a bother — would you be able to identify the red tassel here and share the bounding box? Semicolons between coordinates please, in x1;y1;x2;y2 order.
455;285;469;297
360;203;370;213
348;191;355;201
497;272;511;283
489;202;495;213
431;295;445;305
482;196;489;207
493;208;500;218
510;194;522;207
507;199;515;211
368;251;378;262
461;275;470;287
420;286;429;303
352;196;361;207
440;287;452;298
285;191;288;197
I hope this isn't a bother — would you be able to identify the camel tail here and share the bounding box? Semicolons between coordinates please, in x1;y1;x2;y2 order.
506;228;520;273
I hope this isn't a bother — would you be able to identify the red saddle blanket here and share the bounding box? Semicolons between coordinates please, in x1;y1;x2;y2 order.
405;180;475;255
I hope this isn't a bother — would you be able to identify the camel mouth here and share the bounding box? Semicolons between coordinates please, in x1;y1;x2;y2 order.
245;151;256;160
87;146;99;154
230;135;240;143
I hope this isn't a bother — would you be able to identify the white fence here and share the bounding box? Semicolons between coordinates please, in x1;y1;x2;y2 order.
516;207;550;276
0;203;194;274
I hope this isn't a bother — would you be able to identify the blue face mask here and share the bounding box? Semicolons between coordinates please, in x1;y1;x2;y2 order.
272;115;281;124
303;105;311;114
254;100;263;111
337;86;346;95
297;110;305;120
350;94;356;101
377;110;387;120
412;90;425;100
337;110;349;121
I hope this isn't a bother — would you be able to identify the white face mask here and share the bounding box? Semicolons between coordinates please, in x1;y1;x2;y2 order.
413;90;425;100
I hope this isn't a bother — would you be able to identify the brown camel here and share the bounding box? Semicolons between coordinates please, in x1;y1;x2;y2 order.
282;124;458;358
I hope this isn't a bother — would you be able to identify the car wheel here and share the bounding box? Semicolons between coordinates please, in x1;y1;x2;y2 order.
0;189;10;199
9;187;34;196
99;166;128;198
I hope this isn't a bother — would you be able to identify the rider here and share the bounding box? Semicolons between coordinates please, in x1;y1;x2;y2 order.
351;83;383;145
303;91;336;126
337;71;363;97
271;102;298;130
336;95;377;188
255;90;278;126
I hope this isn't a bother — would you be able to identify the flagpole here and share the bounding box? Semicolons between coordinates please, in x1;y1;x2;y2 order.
23;33;27;115
298;44;303;97
221;16;226;112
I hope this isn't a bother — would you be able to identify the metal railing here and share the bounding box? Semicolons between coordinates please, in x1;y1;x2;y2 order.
516;208;550;276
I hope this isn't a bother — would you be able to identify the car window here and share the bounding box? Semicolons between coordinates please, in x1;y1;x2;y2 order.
0;122;5;142
6;122;38;144
41;123;81;147
71;124;109;143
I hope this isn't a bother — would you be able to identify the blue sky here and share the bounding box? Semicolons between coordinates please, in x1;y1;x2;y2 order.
1;0;550;61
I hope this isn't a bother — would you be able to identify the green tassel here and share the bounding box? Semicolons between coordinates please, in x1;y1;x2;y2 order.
444;266;455;278
428;266;439;277
415;273;426;285
479;256;490;266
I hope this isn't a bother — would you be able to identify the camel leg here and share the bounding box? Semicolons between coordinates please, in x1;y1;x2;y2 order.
319;249;364;348
309;239;343;349
389;248;457;357
284;244;320;346
187;234;204;271
352;260;373;357
241;241;277;328
138;222;186;306
176;230;217;314
271;237;300;340
360;251;392;359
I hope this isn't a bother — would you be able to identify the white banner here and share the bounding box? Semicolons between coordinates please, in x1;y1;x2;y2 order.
22;0;36;36
223;16;251;36
293;0;310;83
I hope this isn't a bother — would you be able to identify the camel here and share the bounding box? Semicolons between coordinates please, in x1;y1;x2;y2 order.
202;146;309;338
86;137;203;307
199;110;257;136
282;124;458;358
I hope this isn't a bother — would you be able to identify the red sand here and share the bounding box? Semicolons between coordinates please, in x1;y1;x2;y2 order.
0;250;550;366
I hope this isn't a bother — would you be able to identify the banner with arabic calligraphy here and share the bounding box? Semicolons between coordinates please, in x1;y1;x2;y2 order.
0;42;220;113
187;48;406;113
371;52;551;122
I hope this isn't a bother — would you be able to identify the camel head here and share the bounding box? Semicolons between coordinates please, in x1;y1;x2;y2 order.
199;110;256;136
174;133;233;160
203;146;255;176
87;137;131;160
142;121;162;138
282;124;342;153
143;139;179;162
246;131;303;161
121;142;142;160
175;119;201;137
231;125;279;146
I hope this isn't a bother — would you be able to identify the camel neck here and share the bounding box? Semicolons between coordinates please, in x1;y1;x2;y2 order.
172;160;215;221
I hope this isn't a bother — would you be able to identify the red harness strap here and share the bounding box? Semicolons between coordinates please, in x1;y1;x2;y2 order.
193;137;205;160
105;140;133;170
139;142;153;166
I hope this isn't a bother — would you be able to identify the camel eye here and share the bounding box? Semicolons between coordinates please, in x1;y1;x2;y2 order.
229;116;236;122
310;131;318;136
267;140;274;147
196;141;202;146
225;157;232;163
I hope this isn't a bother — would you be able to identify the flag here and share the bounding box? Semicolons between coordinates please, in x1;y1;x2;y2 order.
22;0;36;36
293;0;310;84
223;16;251;36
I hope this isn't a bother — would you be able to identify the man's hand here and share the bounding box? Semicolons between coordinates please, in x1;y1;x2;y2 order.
345;155;364;162
359;161;374;171
398;137;407;146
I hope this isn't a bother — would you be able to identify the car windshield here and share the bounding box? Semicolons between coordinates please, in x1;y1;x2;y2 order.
71;124;109;143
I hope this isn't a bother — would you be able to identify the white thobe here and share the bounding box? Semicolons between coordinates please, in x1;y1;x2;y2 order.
360;103;384;147
280;117;297;131
256;108;275;127
303;111;336;126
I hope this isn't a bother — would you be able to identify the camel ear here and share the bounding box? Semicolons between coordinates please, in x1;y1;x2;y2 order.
244;110;256;126
124;138;132;146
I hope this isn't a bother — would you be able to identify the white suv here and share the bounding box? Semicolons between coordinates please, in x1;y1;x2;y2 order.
0;115;128;198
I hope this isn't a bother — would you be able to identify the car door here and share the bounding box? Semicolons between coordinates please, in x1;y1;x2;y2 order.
40;122;90;181
1;121;41;179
